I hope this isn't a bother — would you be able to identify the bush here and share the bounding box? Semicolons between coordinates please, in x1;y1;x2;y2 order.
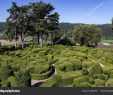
55;77;73;87
30;66;52;80
40;75;61;87
94;79;105;87
106;78;113;87
73;76;89;87
1;80;11;87
89;78;95;84
98;74;108;80
7;76;17;87
65;64;74;72
79;82;91;87
15;71;31;87
69;59;82;70
1;64;12;80
82;68;89;75
82;61;94;69
88;63;102;76
92;74;98;79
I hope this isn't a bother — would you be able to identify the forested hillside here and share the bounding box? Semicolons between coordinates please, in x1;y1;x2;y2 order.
59;23;113;39
0;22;6;33
0;22;113;39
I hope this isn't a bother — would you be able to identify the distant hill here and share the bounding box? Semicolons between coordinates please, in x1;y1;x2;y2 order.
0;22;6;33
0;22;113;39
59;23;113;39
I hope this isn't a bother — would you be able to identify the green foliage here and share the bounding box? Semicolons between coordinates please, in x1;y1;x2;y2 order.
88;63;102;76
1;80;10;87
73;24;102;47
73;76;90;87
15;71;31;87
106;78;113;87
82;68;89;75
30;66;52;80
94;79;105;87
1;64;12;80
40;75;61;87
7;76;17;87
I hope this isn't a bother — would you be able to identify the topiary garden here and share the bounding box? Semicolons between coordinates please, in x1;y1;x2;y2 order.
1;44;113;87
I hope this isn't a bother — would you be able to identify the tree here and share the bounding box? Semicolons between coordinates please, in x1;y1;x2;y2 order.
6;1;59;47
73;24;102;47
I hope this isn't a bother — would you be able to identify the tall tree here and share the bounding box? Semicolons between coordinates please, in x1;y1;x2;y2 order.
73;24;102;47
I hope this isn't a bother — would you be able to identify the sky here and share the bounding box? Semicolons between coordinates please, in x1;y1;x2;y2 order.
0;0;113;24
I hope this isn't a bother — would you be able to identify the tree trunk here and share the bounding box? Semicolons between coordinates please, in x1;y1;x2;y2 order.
21;32;24;48
51;32;53;45
37;33;39;44
40;32;43;47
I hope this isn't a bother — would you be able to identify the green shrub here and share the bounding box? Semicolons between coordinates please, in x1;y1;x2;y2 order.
82;68;89;75
30;66;52;80
106;78;113;87
65;64;74;72
69;59;82;70
89;78;95;84
1;80;11;87
1;64;12;80
73;76;89;87
79;82;91;87
7;76;17;87
82;60;94;68
94;79;105;87
92;74;98;79
15;71;31;87
88;63;102;76
98;74;108;80
40;75;61;87
55;77;73;87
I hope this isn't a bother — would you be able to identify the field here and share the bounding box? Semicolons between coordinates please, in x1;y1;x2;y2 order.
0;45;113;87
0;39;14;46
102;40;113;44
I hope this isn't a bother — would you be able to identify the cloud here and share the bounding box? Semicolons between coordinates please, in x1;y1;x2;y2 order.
87;2;104;16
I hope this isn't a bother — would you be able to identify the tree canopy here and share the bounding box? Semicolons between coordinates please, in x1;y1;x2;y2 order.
73;24;102;47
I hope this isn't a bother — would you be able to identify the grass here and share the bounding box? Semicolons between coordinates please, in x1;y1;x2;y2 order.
101;40;113;44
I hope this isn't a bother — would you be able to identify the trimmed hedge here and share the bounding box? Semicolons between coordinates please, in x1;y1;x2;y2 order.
94;79;105;87
88;63;102;76
30;66;52;80
40;75;61;87
106;78;113;87
7;76;17;87
73;76;90;87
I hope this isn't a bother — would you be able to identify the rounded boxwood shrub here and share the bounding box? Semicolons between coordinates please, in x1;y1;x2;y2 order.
92;74;98;79
73;76;89;87
1;64;12;80
1;80;11;87
7;76;17;87
40;75;61;87
79;82;91;87
55;77;73;87
94;79;105;87
82;68;89;75
89;78;95;84
15;71;31;87
69;59;82;70
106;78;113;87
88;63;102;76
82;60;94;69
65;63;74;72
98;74;108;80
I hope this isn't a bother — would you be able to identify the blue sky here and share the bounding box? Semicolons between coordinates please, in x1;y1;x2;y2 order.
0;0;113;24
